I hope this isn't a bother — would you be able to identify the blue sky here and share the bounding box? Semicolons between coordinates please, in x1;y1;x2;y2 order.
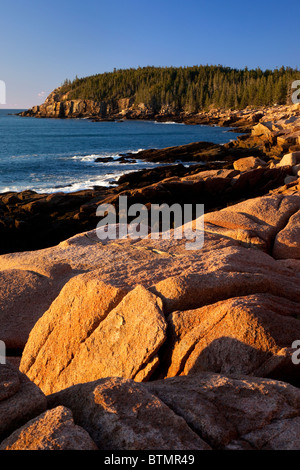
1;0;299;108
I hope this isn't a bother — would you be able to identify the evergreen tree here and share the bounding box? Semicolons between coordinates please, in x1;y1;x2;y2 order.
58;65;300;111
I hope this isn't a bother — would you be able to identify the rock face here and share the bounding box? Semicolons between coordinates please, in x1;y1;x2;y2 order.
48;376;211;450
0;406;98;450
46;372;300;451
273;209;300;259
7;190;297;399
0;363;46;442
20;284;167;395
19;89;113;120
145;372;300;450
162;293;300;383
0;265;73;351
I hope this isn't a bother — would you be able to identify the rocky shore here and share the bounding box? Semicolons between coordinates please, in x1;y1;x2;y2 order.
1;103;300;451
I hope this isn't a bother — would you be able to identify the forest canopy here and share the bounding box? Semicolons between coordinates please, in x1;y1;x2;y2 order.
59;65;300;112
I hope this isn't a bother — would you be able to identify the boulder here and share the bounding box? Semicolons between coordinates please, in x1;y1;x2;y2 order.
233;156;267;172
273;209;300;259
48;376;211;450
145;372;300;450
0;266;72;350
251;122;273;138
162;293;300;383
152;244;300;314
20;284;167;395
0;406;98;450
278;152;300;167
0;363;46;442
202;193;300;251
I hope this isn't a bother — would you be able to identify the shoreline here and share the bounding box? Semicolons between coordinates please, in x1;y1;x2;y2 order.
1;103;299;255
3;114;243;197
1;104;300;451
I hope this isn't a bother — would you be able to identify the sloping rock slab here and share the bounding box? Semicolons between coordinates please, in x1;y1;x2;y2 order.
20;284;167;395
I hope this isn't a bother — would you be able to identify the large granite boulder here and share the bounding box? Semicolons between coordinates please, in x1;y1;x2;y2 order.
0;406;98;450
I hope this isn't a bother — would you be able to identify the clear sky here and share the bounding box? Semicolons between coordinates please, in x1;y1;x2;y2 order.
1;0;299;109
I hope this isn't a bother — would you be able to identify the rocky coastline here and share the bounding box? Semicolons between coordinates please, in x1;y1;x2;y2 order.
1;103;300;451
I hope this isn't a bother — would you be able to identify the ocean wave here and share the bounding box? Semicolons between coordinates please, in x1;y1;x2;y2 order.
71;148;146;163
0;167;147;195
71;154;118;162
154;121;185;125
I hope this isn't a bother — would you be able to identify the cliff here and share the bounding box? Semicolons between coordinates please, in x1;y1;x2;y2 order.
18;63;300;122
19;87;173;121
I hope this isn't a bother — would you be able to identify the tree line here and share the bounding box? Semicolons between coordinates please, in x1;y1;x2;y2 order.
59;65;300;112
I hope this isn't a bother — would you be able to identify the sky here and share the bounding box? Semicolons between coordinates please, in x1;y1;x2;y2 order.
0;0;299;109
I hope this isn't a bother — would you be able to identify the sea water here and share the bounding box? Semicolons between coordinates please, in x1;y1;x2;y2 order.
0;110;241;194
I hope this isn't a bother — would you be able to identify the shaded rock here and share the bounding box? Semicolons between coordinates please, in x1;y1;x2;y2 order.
0;363;20;402
235;417;300;450
145;372;300;450
131;141;228;163
284;175;298;185
0;363;46;442
162;293;300;384
273;209;300;259
94;157;115;163
48;376;211;450
0;406;98;450
292;164;300;176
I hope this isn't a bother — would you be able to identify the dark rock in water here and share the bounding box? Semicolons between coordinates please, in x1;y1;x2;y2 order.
132;141;265;164
115;156;137;163
116;164;188;187
118;153;132;158
94;157;115;163
95;156;136;164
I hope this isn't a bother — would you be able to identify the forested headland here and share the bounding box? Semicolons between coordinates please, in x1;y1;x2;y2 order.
59;65;299;111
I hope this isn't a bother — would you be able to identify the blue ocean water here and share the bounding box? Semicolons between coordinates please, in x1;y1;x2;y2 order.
0;110;241;194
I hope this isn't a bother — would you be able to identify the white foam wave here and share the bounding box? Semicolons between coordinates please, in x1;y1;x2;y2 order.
154;121;185;125
71;154;118;162
71;149;146;163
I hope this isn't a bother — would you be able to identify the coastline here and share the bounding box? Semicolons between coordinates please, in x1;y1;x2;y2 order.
1;103;300;254
1;102;300;451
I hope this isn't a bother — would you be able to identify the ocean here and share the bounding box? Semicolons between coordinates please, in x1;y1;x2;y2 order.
0;109;241;194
